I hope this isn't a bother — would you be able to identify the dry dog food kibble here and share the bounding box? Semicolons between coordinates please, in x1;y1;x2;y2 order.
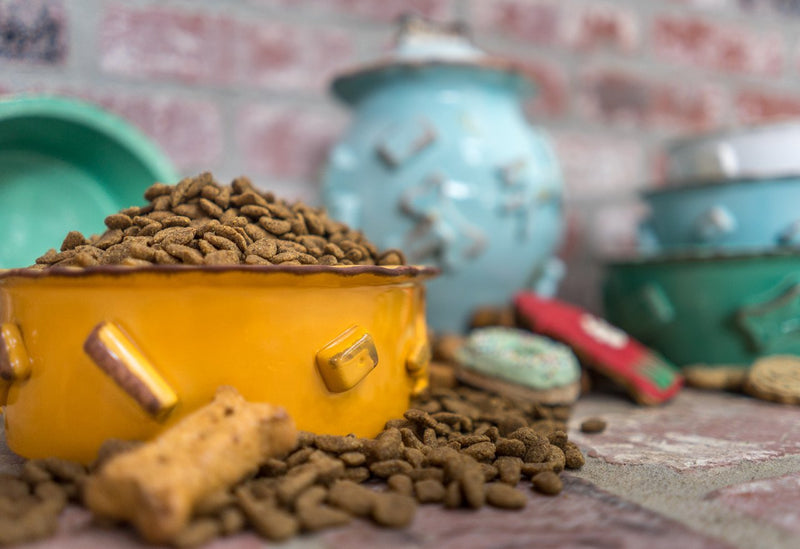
32;173;406;269
580;417;607;434
4;379;584;546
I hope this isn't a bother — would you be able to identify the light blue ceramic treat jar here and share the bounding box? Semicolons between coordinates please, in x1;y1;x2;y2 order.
322;16;565;332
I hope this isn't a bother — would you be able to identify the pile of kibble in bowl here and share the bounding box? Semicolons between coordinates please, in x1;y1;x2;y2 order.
32;172;405;269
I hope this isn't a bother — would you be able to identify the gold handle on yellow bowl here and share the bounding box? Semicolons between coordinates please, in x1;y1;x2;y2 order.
0;323;32;406
84;321;179;421
316;325;378;393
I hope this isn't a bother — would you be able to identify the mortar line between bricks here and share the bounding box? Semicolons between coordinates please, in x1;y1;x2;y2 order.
571;456;800;549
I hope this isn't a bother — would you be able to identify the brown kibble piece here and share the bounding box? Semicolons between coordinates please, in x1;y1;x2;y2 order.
327;480;375;517
154;226;195;246
341;467;370;483
105;214;133;230
370;428;404;462
247;239;278;260
94;229;124;250
298;503;351;532
236;488;299;541
144;182;172;201
198;198;224;218
276;469;318;507
520;462;554;477
532;471;563;496
495;438;526;458
546;446;566;474
486;483;527;509
403;447;426;469
314;434;362;454
580;417;607;434
60;231;87;251
172;518;221;548
339;452;366;467
443;480;462;509
495;456;522;486
387;474;414;497
40;458;87;483
21;461;52;484
194;489;236;516
378;249;405;266
204;250;240;265
460;463;486;509
548;430;568;450
564;442;585;470
461;441;496;462
371;492;417;528
0;497;63;545
34;481;68;506
161;215;192;228
414;479;445;503
219;506;245;536
371;460;413;479
165;243;204;265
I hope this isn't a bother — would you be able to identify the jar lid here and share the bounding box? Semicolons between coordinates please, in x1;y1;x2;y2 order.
331;14;536;104
664;122;800;185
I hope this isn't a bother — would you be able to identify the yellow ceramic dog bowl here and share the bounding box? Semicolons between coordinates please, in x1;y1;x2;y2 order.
0;264;436;463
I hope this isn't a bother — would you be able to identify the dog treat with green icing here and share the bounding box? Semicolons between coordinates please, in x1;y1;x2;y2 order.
455;328;581;404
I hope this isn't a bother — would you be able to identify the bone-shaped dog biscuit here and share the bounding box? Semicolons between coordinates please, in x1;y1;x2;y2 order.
84;386;297;544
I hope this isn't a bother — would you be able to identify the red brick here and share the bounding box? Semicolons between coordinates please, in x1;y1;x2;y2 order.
250;0;452;22
737;0;800;17
0;0;67;64
240;22;355;93
100;4;237;84
579;69;726;132
652;14;783;75
667;0;737;9
556;209;604;314
473;0;561;46
709;472;800;536
551;131;646;198
514;56;568;117
562;2;640;53
586;200;649;257
237;104;347;181
559;207;586;262
90;92;223;173
735;88;800;124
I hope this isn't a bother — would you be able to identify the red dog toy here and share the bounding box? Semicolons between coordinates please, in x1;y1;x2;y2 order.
514;292;683;405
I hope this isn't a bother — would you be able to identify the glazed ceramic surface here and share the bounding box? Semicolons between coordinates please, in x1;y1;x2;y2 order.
0;265;435;463
665;122;800;184
322;17;564;332
604;251;800;367
0;95;178;269
640;176;800;252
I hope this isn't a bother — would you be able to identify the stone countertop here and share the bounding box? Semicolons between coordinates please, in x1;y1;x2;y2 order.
3;388;800;549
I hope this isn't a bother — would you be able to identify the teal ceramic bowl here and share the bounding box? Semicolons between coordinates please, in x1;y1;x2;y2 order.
0;95;178;268
603;250;800;368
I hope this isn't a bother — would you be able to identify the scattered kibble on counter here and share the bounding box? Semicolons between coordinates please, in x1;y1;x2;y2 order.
0;381;585;547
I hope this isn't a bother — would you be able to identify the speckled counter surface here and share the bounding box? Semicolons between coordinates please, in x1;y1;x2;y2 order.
3;388;800;549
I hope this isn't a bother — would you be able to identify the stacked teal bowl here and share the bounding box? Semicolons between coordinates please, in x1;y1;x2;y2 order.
604;123;800;370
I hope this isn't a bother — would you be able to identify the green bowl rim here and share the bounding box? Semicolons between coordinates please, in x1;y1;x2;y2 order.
0;94;179;184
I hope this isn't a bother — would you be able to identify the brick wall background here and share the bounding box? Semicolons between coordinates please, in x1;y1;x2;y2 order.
3;0;800;312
